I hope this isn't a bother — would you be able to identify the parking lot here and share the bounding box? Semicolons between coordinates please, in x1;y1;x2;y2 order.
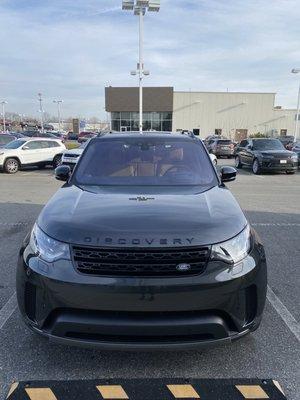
0;161;299;399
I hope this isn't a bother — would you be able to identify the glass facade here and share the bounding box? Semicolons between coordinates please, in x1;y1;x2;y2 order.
111;112;173;132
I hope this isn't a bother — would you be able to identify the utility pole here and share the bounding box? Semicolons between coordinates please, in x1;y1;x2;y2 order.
122;1;160;133
53;100;63;131
1;101;8;133
38;93;44;133
291;69;300;141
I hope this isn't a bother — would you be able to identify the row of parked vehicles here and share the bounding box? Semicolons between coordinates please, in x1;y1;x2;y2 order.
203;134;299;174
0;130;299;174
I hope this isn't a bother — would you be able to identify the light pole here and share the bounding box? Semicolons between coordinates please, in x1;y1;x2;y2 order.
38;93;44;133
292;69;300;142
122;1;160;134
1;101;8;133
53;100;63;131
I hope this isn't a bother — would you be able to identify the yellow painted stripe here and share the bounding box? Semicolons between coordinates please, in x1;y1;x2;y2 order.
97;385;129;399
236;385;269;399
167;384;200;399
6;382;19;399
25;388;58;400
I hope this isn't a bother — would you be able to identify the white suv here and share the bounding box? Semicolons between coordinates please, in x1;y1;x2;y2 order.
0;138;66;174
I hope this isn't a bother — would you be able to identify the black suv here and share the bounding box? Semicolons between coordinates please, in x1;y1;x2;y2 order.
235;138;298;174
17;132;267;349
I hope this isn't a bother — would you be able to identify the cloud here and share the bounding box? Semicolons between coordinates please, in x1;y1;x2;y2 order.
0;0;299;118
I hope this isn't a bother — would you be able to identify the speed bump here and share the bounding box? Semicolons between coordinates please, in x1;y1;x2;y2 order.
5;379;287;399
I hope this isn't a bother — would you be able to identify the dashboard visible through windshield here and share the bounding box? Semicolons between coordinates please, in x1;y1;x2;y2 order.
73;137;218;187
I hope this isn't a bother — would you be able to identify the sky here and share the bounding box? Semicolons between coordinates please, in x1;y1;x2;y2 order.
0;0;299;119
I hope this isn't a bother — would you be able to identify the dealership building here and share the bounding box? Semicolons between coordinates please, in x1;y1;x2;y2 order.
105;86;297;140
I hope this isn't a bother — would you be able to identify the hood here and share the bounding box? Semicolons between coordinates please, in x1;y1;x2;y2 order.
38;185;247;247
259;150;293;157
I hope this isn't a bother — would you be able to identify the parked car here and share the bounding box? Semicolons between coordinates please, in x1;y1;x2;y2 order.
9;132;26;139
207;138;235;158
61;141;88;169
291;141;300;167
0;138;65;173
67;132;78;140
203;135;227;146
78;131;96;143
0;134;16;148
209;153;217;166
235;138;298;174
17;132;267;349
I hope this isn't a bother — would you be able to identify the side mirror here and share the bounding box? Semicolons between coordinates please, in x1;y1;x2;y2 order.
220;166;237;183
22;146;30;150
55;165;71;182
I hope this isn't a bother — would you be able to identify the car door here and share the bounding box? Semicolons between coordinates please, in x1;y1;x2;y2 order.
243;140;254;165
20;140;43;164
236;140;248;163
45;140;61;161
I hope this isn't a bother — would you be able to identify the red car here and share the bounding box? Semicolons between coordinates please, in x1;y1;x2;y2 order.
78;131;96;143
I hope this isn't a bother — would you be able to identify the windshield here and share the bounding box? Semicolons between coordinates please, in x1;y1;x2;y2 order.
217;140;231;145
4;140;26;149
74;137;217;187
253;139;285;150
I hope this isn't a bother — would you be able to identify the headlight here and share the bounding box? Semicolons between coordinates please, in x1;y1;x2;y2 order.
291;155;298;162
29;224;70;262
211;225;251;265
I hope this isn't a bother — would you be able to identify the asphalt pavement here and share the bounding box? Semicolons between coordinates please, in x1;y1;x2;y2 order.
0;162;299;399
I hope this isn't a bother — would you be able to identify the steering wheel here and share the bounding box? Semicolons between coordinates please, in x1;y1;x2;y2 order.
162;165;193;177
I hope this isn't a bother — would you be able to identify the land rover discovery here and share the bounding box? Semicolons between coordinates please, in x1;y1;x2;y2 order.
17;132;267;349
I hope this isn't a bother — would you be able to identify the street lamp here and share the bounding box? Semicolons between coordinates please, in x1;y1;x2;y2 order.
1;101;8;133
122;0;160;133
291;68;300;141
53;100;63;132
38;93;44;133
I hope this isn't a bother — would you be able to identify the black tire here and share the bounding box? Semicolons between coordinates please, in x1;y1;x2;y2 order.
53;154;62;169
235;155;242;169
286;171;295;175
252;158;261;175
4;158;19;174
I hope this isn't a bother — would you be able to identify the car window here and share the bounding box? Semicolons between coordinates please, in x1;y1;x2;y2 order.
4;140;27;149
239;140;248;147
252;139;285;151
47;141;60;148
0;135;14;144
74;138;218;188
25;141;44;150
217;140;231;145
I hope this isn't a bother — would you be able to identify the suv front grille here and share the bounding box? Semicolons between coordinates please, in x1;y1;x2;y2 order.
72;246;210;277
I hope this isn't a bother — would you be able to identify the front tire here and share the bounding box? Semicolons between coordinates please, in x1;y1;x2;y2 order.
235;155;242;169
4;158;19;174
286;171;295;175
53;155;62;169
252;159;261;175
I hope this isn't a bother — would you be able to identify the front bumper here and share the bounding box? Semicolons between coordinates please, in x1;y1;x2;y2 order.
260;160;298;171
17;237;267;350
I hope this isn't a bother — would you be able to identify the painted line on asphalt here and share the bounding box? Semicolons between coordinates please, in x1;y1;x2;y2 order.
252;223;300;227
0;292;17;330
0;222;30;226
267;286;300;342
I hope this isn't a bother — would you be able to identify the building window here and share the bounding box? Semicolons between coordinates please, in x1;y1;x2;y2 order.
193;129;200;136
280;129;287;136
215;129;222;135
110;112;172;132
